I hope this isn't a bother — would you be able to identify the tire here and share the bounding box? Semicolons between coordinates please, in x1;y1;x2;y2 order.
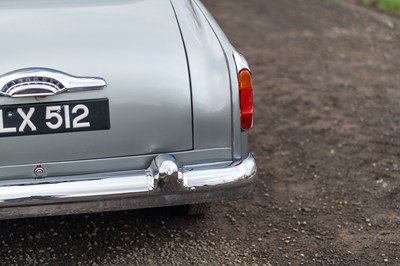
185;203;210;216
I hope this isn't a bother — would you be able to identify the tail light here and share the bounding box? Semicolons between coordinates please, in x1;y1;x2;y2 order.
239;69;253;130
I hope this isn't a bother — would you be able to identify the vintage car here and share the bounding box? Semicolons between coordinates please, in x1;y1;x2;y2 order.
0;0;256;219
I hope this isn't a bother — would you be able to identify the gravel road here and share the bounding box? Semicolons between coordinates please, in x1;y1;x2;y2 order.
1;0;400;265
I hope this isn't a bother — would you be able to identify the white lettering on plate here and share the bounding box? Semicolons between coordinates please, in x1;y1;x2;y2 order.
64;105;71;129
72;104;90;128
45;105;63;130
0;110;17;133
17;107;36;132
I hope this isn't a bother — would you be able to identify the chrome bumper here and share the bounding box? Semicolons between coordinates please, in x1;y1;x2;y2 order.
0;154;256;219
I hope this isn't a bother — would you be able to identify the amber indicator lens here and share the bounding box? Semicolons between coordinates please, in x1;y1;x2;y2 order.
239;69;253;130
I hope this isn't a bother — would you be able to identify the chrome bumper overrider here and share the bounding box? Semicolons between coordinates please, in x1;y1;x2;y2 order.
0;154;256;219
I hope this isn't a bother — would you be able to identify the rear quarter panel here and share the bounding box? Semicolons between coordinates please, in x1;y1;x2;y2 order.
171;0;248;160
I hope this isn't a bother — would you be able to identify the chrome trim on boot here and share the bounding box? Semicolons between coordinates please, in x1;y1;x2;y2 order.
0;68;106;98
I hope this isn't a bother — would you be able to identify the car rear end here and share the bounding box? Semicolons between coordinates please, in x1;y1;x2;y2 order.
0;0;256;219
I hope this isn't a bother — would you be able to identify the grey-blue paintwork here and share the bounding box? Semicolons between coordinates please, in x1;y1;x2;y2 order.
0;0;254;218
0;0;247;176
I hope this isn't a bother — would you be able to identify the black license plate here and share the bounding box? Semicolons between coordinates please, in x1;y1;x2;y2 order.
0;98;110;137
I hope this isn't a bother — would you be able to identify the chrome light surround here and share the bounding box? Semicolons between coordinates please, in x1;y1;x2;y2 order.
233;50;250;73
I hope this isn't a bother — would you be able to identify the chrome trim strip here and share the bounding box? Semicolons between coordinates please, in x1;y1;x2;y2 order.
181;153;256;187
0;68;106;98
0;154;256;219
233;50;250;73
0;181;254;220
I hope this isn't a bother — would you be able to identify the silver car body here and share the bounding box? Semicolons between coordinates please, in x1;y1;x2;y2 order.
0;0;256;219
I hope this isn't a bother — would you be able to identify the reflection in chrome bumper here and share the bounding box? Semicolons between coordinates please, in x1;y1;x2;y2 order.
0;154;256;220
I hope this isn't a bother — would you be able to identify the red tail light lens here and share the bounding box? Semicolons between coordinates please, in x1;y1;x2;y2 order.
239;69;253;130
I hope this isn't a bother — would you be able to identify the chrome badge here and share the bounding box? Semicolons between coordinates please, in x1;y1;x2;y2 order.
0;68;106;98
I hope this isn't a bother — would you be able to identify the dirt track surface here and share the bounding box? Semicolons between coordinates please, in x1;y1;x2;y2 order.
1;0;400;265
